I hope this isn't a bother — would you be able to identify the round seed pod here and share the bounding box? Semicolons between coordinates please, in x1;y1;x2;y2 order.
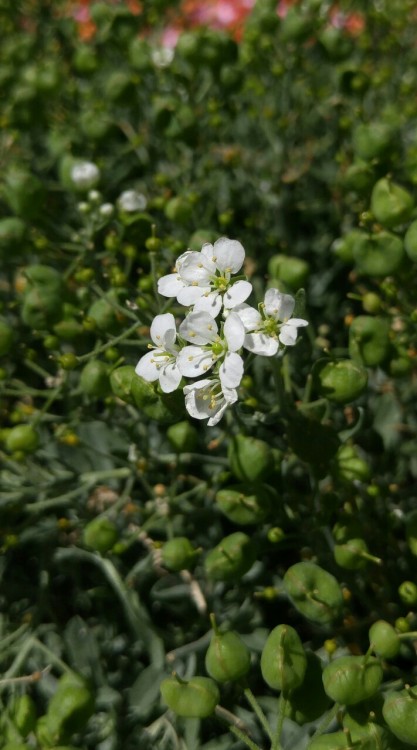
369;620;400;659
370;178;414;229
43;672;95;743
80;360;111;399
322;656;383;706
352;122;394;161
82;517;118;554
228;435;275;482
313;359;368;404
160;675;220;718
5;425;39;454
166;421;198;453
205;627;251;683
260;624;307;695
334;539;372;571
283;562;343;625
204;532;256;582
215;484;273;525
161;538;198;572
353;231;404;277
404;219;417;262
382;686;417;745
348;316;391;367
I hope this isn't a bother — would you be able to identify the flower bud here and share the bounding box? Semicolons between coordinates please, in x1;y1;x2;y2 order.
70;162;100;192
261;624;307;694
283;562;343;625
160;675;219;718
322;655;383;705
117;189;147;213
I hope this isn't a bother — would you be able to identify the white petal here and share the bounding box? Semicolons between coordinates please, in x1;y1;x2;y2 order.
264;289;295;321
158;273;185;298
233;303;262;332
177;285;207;306
179;311;218;344
180;253;215;282
183;379;214;420
159;362;182;393
201;243;215;261
219;352;244;389
193;291;222;317
244;332;279;356
135;350;164;382
164;328;177;352
224;280;253;309
175;250;193;270
224;312;245;351
289;318;309;328
150;313;176;346
279;323;300;346
208;386;238;426
212;237;245;274
177;345;216;378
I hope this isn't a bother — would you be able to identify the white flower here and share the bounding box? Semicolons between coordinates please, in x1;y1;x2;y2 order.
235;289;308;356
183;378;237;426
157;237;252;317
99;202;114;218
135;313;181;393
117;189;147;213
71;161;100;191
177;310;245;389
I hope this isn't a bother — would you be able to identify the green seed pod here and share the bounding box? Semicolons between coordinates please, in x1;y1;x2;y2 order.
341;161;374;194
382;686;417;745
21;288;63;329
352;122;394;161
369;620;400;659
58;353;78;371
286;651;331;724
228;435;274;482
9;694;37;737
280;8;313;42
349;316;391;367
110;365;136;404
87;295;119;333
166;421;198;452
283;562;343;625
370;179;414;229
80;360;110;399
5;425;39;454
204;532;256;582
53;319;85;342
404;219;417;262
82;517;118;554
398;581;417;606
0;319;14;356
267;254;309;290
205;619;251;683
161;538;198;572
43;672;94;743
128;37;151;71
334;539;376;571
322;656;383;706
353;232;404;277
215;484;273;525
3;167;45;219
313;359;368;404
319;26;352;60
0;217;26;252
131;376;184;424
405;510;417;556
334;444;371;483
164;197;193;224
332;230;366;263
160;675;220;718
260;624;307;694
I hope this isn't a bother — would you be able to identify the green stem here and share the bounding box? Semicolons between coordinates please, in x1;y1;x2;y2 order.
271;694;287;750
149;250;162;311
244;687;273;740
76;320;143;363
31;386;62;428
309;702;340;741
215;706;263;750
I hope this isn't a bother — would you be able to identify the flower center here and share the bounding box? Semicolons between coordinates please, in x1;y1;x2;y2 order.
262;317;279;338
212;274;229;292
211;340;224;356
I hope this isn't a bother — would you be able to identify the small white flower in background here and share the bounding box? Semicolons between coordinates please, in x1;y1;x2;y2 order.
177;310;245;389
71;161;100;191
183;378;238;426
99;203;114;218
235;288;308;356
135;313;182;393
157;237;252;317
117;189;147;213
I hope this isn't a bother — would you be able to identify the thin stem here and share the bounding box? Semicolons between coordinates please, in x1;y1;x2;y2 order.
309;702;340;741
271;695;287;750
215;705;263;750
76;320;143;363
244;687;273;741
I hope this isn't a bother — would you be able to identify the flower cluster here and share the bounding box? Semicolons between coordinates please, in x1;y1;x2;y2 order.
135;238;308;425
